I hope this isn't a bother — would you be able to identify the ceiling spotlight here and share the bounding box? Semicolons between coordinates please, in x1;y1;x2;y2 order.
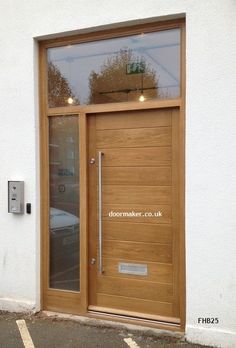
139;94;145;102
67;97;74;105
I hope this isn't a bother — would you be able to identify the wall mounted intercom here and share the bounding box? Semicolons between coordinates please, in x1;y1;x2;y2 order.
8;181;24;214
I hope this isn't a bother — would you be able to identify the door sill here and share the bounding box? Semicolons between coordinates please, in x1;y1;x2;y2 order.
88;306;182;332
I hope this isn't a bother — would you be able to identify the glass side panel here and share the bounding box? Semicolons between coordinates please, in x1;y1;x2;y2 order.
49;116;80;291
47;28;180;106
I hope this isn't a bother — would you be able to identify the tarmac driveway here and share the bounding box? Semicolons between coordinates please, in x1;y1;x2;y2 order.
0;312;214;348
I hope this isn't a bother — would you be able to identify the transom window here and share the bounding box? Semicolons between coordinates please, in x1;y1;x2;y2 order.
47;28;180;107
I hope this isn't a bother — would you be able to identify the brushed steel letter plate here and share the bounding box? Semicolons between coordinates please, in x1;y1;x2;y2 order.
118;263;148;276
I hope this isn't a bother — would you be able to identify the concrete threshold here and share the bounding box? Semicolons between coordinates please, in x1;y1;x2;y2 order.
41;310;184;340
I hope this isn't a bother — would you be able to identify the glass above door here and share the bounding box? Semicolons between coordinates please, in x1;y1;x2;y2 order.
47;28;180;107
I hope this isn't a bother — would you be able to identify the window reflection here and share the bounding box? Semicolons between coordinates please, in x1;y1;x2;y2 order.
47;29;180;107
49;116;80;291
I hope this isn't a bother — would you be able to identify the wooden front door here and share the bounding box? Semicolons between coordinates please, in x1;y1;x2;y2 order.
88;107;181;324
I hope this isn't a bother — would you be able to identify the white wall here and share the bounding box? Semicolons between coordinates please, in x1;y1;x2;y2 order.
0;1;235;347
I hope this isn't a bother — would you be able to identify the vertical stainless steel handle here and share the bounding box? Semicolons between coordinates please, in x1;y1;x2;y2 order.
98;151;104;274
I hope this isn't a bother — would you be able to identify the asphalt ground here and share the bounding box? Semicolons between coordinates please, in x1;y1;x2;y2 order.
0;312;214;348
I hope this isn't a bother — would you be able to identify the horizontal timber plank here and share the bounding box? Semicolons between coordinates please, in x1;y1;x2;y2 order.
103;221;172;243
95;147;171;167
102;185;171;205
95;109;172;130
96;127;171;148
102;167;171;185
96;294;174;317
102;240;172;263
97;276;173;302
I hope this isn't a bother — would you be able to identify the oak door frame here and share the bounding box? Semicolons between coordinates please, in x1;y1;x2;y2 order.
39;18;185;330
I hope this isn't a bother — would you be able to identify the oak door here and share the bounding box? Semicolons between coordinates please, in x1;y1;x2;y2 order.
88;108;181;323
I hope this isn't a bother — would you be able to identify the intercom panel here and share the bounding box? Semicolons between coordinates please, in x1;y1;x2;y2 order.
8;181;24;214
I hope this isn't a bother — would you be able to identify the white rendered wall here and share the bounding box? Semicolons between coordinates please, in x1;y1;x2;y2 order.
0;1;235;347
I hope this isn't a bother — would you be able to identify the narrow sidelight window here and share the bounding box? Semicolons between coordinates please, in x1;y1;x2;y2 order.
48;115;80;291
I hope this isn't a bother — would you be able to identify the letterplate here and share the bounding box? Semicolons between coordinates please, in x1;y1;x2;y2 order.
118;263;148;276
